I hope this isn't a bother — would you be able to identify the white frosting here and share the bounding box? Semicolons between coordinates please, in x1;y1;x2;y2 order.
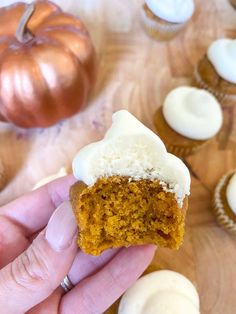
72;110;190;206
32;167;67;190
118;270;200;314
207;39;236;84
145;0;195;23
226;172;236;214
163;87;223;140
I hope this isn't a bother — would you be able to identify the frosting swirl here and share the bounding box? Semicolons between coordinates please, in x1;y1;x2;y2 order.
207;39;236;84
118;270;200;314
226;172;236;214
145;0;195;23
163;87;223;140
72;110;190;206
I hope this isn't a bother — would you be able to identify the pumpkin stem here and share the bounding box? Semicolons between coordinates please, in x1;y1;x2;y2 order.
15;3;35;44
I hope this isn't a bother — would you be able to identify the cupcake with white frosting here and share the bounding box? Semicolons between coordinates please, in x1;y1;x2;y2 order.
195;39;236;105
141;0;195;41
213;170;236;234
154;86;223;157
118;270;200;314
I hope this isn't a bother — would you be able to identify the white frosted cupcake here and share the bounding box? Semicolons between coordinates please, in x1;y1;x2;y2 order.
195;39;236;106
118;270;200;314
213;170;236;234
154;86;223;157
141;0;195;41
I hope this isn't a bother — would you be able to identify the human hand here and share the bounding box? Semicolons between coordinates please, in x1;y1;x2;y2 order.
0;176;156;314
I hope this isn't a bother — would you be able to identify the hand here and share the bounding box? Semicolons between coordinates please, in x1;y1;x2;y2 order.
0;176;156;314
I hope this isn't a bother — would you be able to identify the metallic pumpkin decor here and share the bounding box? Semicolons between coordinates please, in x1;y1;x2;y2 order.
0;0;96;128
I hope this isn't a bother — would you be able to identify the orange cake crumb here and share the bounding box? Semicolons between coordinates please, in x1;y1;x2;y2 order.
70;176;188;256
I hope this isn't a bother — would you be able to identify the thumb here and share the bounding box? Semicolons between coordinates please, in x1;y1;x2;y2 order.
0;201;78;314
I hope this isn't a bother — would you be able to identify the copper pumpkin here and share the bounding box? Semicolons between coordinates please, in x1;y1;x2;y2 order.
0;0;96;128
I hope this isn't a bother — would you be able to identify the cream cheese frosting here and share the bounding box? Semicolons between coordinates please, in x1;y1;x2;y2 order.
118;270;200;314
72;110;190;206
145;0;195;23
163;87;223;140
207;39;236;84
226;172;236;214
32;167;67;190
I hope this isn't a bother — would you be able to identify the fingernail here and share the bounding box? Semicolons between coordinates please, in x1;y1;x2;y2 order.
45;201;77;251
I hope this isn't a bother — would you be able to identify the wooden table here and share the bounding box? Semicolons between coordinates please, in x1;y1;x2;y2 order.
0;0;236;313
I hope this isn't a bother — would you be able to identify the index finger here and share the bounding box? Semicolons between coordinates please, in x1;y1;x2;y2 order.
0;175;76;236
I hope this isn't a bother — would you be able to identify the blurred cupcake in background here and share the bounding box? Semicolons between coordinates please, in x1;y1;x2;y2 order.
194;39;236;106
154;87;223;158
213;170;236;234
141;0;195;41
230;0;236;9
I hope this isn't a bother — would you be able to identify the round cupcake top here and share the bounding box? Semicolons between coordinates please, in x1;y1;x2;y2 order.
226;172;236;214
72;110;190;206
145;0;195;23
118;270;200;314
163;86;223;140
207;39;236;84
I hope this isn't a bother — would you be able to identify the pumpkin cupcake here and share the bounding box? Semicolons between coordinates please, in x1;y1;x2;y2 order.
230;0;236;9
141;0;195;41
213;170;236;234
119;270;200;314
194;39;236;105
70;110;190;255
154;87;223;158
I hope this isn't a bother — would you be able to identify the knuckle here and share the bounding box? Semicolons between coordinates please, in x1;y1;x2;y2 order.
10;245;51;291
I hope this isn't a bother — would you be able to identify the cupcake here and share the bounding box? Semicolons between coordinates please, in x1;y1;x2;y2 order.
141;0;195;41
70;110;190;255
194;39;236;105
118;270;200;314
154;86;223;158
213;170;236;234
230;0;236;9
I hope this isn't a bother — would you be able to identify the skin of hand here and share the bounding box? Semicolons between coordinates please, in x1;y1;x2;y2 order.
0;175;156;314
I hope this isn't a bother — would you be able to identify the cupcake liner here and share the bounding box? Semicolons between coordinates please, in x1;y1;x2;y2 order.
194;67;236;107
166;141;206;158
140;7;184;41
213;171;236;234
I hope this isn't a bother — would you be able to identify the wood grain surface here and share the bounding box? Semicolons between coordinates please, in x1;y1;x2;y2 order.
1;0;236;313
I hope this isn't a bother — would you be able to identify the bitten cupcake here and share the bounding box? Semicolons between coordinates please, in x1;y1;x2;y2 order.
194;39;236;105
141;0;195;41
154;86;223;158
213;170;236;234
